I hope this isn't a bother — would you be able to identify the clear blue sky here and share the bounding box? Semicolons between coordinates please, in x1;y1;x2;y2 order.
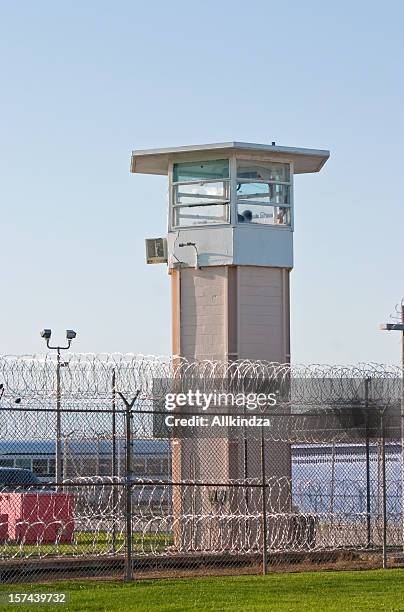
0;0;403;363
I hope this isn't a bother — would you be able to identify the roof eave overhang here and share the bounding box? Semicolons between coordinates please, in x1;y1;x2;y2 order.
130;142;330;176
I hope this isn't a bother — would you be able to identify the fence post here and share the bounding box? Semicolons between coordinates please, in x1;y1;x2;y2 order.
112;369;117;553
401;303;404;553
365;377;372;548
380;411;387;569
330;442;336;519
124;400;133;581
117;390;139;582
260;428;268;575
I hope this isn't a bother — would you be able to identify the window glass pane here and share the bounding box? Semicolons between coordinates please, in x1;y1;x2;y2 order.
147;457;162;476
173;159;229;182
175;182;228;206
99;459;111;476
161;457;170;475
48;459;55;476
174;204;228;227
0;459;14;467
15;458;31;470
237;160;290;182
133;458;146;475
32;458;49;475
237;183;289;205
237;203;291;225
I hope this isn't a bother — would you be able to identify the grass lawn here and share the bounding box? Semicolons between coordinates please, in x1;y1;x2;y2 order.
0;569;403;611
0;531;172;556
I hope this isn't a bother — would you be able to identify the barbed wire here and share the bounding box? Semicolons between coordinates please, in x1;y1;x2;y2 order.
0;474;401;559
0;354;400;406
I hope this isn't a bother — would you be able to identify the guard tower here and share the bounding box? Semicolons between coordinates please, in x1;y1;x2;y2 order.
131;142;329;548
131;141;328;363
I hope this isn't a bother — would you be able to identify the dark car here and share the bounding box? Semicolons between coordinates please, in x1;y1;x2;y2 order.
0;467;42;490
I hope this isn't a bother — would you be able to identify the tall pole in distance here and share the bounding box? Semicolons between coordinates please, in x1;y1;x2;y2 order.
380;411;387;569
402;304;404;552
112;369;117;553
40;329;77;486
380;303;404;552
365;377;372;548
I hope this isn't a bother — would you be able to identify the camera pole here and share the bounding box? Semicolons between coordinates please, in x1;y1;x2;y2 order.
40;329;76;486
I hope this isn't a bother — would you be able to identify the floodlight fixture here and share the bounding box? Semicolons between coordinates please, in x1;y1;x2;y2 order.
379;323;404;332
40;328;77;350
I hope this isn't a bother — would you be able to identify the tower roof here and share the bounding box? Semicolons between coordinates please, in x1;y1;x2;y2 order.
131;141;329;175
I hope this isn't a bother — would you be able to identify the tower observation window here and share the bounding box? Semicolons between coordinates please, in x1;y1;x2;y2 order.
236;160;292;226
172;159;230;228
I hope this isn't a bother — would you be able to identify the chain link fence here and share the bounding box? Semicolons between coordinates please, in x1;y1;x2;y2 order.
0;354;402;582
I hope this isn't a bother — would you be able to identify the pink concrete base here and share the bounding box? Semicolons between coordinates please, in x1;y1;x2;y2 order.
0;492;74;544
